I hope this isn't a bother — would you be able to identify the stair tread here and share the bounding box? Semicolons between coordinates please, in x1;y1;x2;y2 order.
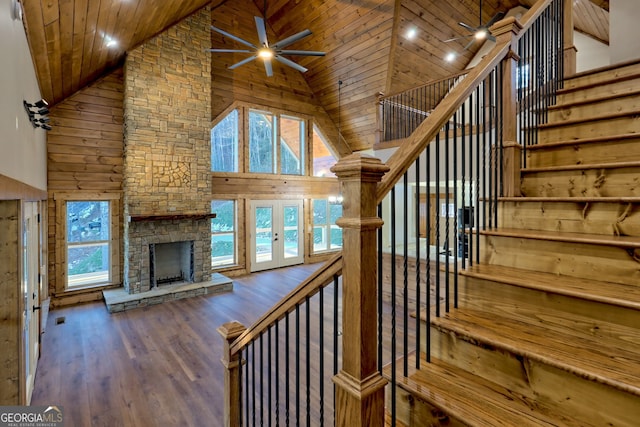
561;59;640;91
479;227;640;248
429;309;640;396
550;89;640;110
384;353;587;427
538;110;640;130
522;160;640;172
525;132;640;151
461;264;640;311
499;196;640;203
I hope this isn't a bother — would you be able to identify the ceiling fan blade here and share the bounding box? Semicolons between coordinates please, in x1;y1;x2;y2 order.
272;29;312;50
211;25;256;49
254;16;269;47
274;55;308;73
263;57;273;77
228;55;257;70
278;50;325;56
458;22;477;32
485;11;505;28
463;38;476;51
443;35;473;43
487;33;496;43
206;49;253;53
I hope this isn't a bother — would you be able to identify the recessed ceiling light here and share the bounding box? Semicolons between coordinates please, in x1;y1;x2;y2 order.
406;27;418;40
105;35;118;48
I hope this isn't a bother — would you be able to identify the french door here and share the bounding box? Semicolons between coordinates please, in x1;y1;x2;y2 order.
250;200;304;272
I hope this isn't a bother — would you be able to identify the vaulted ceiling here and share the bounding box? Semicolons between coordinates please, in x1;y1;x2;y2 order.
20;0;609;151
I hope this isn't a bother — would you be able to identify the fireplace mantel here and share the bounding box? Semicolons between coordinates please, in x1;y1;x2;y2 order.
128;213;216;222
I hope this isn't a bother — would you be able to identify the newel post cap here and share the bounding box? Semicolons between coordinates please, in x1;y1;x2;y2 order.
330;153;390;182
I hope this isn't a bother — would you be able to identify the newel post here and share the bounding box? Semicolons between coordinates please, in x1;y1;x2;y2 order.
492;17;524;197
331;153;390;427
563;0;577;77
218;321;246;427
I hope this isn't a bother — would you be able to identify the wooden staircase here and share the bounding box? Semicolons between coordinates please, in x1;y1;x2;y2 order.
386;61;640;426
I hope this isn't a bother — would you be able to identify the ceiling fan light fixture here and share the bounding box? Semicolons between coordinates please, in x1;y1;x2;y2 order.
445;52;457;62
258;48;274;59
474;29;488;40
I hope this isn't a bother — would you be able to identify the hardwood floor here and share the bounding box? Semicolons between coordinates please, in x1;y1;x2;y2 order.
31;263;321;426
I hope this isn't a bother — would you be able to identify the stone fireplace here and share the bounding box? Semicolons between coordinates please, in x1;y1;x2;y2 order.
120;7;214;296
124;216;212;294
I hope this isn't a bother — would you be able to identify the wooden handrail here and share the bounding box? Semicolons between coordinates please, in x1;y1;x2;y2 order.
229;252;342;355
376;0;554;204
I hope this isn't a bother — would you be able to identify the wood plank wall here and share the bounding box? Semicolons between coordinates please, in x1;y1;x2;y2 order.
47;68;124;305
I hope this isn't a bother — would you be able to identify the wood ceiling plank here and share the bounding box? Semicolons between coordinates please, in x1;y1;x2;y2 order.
58;0;74;98
44;20;64;103
21;0;54;103
71;0;89;94
79;0;101;83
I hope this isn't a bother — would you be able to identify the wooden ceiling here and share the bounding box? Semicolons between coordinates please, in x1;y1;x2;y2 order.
21;0;610;152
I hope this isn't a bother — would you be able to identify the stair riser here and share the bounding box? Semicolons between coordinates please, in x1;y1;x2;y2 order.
557;77;640;105
478;234;640;286
521;167;640;197
425;324;640;427
458;275;640;341
538;114;640;143
392;387;467;427
548;94;640;122
498;201;640;236
526;138;640;167
562;63;640;90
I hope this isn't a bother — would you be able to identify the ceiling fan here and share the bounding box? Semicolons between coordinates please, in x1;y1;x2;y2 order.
208;16;325;77
444;0;505;50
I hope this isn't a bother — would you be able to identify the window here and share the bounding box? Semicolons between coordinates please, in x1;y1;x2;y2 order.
211;106;311;176
312;199;343;253
312;125;337;177
211;109;239;172
281;115;305;175
249;110;276;173
66;201;111;288
211;200;236;267
517;63;530;90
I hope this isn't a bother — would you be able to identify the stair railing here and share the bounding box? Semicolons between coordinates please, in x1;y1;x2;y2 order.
220;0;573;426
376;0;569;425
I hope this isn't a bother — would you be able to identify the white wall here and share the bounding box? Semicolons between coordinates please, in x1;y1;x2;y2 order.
574;31;610;72
0;1;47;191
610;0;640;64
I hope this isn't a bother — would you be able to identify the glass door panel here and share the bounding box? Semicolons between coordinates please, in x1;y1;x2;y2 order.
251;200;303;272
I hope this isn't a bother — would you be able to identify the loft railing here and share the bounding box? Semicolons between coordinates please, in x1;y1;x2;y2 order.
220;0;572;426
377;70;469;143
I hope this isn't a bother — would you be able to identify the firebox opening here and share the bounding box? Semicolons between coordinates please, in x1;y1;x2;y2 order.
149;241;195;288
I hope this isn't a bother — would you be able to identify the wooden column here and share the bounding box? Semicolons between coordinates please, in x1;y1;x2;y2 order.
563;0;577;77
331;153;389;427
493;18;524;197
218;321;246;427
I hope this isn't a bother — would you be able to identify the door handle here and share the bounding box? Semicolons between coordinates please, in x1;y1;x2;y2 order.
33;306;41;312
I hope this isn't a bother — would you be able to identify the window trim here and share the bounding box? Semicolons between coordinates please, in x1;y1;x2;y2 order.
53;192;121;293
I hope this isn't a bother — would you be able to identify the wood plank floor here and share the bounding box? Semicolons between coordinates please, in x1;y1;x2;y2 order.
32;261;428;426
31;263;322;426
